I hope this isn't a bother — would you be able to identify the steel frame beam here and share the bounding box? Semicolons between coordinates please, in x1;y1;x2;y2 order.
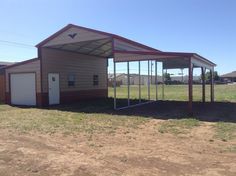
188;58;193;114
127;61;130;106
162;65;164;100
114;60;117;109
115;100;155;110
150;60;152;84
139;61;141;103
210;68;214;102
155;60;158;100
148;60;150;100
201;67;206;103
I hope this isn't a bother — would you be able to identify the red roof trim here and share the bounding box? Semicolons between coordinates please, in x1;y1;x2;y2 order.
114;50;216;66
36;24;160;52
3;58;39;69
114;50;194;57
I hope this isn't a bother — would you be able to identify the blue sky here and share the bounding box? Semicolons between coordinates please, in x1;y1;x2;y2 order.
0;0;235;75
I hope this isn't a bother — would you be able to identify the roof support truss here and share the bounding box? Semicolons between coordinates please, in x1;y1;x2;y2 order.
87;40;111;55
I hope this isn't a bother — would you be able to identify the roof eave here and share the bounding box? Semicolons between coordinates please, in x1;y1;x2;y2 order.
193;53;216;67
36;24;160;52
3;58;39;69
35;24;74;48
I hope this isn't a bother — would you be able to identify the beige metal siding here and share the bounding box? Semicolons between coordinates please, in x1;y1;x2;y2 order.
41;48;107;92
5;60;41;93
44;27;109;47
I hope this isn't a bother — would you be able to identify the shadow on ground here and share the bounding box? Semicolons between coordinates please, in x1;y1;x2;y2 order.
46;98;236;123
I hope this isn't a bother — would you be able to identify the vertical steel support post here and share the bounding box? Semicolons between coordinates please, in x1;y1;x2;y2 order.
127;61;130;106
150;60;152;84
210;68;214;102
148;60;150;100
139;61;141;103
113;60;117;109
188;58;193;115
181;69;184;83
201;67;206;103
162;64;164;100
155;60;158;101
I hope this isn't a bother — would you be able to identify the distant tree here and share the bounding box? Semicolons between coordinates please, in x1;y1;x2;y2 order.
202;71;219;81
214;71;220;81
164;73;171;81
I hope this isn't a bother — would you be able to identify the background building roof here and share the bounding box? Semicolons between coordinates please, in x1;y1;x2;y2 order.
221;71;236;78
0;61;14;67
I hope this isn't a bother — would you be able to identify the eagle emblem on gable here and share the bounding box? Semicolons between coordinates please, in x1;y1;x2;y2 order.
68;33;77;39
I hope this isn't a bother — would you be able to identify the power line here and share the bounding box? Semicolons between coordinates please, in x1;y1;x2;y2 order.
0;39;35;48
0;55;35;60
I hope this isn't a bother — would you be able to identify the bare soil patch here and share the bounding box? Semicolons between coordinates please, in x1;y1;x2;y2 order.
0;120;236;176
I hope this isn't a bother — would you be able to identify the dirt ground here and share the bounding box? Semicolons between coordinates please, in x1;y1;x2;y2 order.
0;120;236;176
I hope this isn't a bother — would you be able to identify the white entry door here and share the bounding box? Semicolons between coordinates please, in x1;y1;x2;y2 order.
48;73;60;105
10;73;36;106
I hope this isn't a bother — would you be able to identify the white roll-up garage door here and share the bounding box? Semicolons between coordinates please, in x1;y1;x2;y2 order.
10;73;36;106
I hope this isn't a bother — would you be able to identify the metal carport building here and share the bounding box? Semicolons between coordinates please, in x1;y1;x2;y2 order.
2;24;216;113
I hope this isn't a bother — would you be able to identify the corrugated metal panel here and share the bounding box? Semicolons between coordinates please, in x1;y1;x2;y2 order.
41;48;107;92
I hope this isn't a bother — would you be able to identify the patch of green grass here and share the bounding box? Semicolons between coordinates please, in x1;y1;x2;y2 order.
214;122;236;141
226;145;236;153
109;84;236;102
0;104;16;112
0;105;148;134
158;118;201;135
